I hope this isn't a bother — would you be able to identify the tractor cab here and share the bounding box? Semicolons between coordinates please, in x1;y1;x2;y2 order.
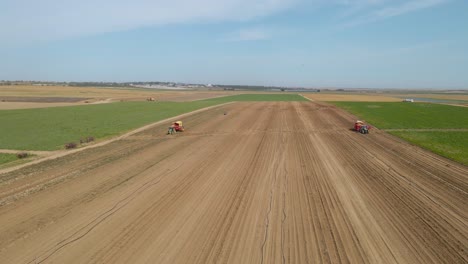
359;125;369;134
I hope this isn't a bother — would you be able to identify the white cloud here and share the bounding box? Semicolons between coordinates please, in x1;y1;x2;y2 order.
222;27;271;42
0;0;453;44
374;0;448;18
339;0;451;27
0;0;299;43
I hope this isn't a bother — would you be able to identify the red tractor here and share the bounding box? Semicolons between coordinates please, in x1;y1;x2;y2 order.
354;120;371;134
167;121;184;135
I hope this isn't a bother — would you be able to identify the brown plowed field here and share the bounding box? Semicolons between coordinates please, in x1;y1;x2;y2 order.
0;85;235;109
0;102;466;263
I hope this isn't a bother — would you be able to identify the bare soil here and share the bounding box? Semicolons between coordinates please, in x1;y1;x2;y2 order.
0;102;466;263
0;96;93;109
0;85;234;110
398;94;468;101
0;96;89;103
302;92;468;103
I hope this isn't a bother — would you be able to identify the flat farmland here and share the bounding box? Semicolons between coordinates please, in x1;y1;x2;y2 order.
302;93;402;102
0;102;466;263
0;85;233;109
302;92;468;105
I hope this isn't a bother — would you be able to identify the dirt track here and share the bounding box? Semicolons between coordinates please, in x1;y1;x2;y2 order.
0;102;466;263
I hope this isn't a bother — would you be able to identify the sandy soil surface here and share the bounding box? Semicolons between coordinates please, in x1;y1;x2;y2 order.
0;85;234;109
303;93;402;102
0;102;466;263
0;96;88;103
0;102;86;110
397;94;468;101
0;98;117;110
0;85;185;98
302;92;468;102
0;95;91;109
448;104;468;107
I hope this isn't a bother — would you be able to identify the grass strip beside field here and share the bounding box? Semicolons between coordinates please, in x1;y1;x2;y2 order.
389;131;468;166
203;94;307;102
0;153;17;165
0;101;219;151
331;102;468;129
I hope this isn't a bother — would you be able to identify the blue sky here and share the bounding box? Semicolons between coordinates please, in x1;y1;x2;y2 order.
1;0;467;88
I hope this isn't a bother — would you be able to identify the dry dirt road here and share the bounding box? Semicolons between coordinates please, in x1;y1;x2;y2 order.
0;102;466;264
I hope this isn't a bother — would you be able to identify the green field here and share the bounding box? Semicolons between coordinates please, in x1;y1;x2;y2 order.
0;93;305;152
0;101;219;151
331;102;468;129
390;131;468;165
204;94;307;102
0;153;17;165
331;102;468;165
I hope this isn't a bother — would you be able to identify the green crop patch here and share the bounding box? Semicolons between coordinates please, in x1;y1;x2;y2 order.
331;102;468;129
332;101;468;165
0;101;219;151
389;131;468;166
0;153;17;165
203;94;307;102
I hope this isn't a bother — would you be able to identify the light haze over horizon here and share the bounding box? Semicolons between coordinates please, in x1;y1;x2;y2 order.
1;0;467;89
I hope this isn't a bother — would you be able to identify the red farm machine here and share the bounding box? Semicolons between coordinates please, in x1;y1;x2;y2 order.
167;121;185;135
354;120;371;134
